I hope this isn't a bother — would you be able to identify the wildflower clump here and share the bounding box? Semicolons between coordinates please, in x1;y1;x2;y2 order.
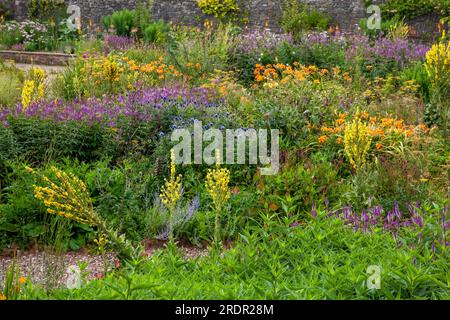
344;115;373;170
28;166;140;261
160;149;183;242
205;149;231;247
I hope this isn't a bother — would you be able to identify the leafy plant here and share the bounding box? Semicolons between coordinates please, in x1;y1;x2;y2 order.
102;9;136;37
197;0;240;21
280;0;331;41
143;20;169;45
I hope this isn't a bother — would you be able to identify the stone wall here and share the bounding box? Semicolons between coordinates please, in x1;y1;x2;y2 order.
11;0;367;32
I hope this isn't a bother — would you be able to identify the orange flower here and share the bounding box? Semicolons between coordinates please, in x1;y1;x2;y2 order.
360;111;369;119
335;118;345;125
418;124;429;132
337;137;343;144
18;277;27;284
332;67;341;76
318;135;327;144
343;72;352;82
375;143;383;150
338;112;347;119
321;126;333;133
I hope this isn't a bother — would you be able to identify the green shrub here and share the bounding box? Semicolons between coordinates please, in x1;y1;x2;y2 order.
102;9;136;37
167;23;235;82
143;20;169;45
2;117;116;164
280;0;331;41
400;61;431;102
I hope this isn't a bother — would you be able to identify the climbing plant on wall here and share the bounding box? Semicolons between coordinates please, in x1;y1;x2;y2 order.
197;0;240;21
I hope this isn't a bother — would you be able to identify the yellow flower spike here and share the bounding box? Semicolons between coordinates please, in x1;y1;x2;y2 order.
344;116;373;170
205;149;231;211
160;149;182;211
21;80;34;108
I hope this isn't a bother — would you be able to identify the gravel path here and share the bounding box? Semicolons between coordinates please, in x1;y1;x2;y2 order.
0;244;208;290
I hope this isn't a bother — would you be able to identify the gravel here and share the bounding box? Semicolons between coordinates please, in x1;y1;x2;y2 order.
0;244;209;291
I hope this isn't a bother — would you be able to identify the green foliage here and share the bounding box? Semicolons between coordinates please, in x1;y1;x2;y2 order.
0;62;23;107
257;158;344;215
0;26;22;47
23;215;450;299
400;62;431;102
381;0;450;20
143;20;169;45
167;23;235;81
27;0;67;21
102;9;136;37
280;0;331;41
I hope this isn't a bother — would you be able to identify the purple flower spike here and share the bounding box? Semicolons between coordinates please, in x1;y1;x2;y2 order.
311;201;318;218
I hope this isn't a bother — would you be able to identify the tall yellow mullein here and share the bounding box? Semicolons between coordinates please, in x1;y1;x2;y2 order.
21;80;34;108
160;149;183;242
344;115;372;171
205;149;231;247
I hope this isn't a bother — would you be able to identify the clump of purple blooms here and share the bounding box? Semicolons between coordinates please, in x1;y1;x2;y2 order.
346;36;429;67
103;35;135;54
303;31;347;46
319;201;448;248
235;29;293;55
0;86;220;127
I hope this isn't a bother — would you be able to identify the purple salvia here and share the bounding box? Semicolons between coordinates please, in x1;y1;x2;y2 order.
311;201;318;218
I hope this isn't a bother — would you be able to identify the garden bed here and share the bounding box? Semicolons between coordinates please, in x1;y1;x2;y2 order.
0;50;74;66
